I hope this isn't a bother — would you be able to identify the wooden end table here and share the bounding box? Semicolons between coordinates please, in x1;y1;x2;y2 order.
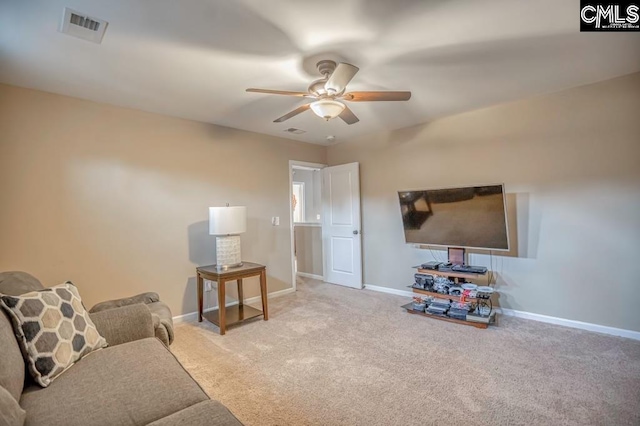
196;262;268;335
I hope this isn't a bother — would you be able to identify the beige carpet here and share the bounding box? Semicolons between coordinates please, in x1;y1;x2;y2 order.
171;278;640;426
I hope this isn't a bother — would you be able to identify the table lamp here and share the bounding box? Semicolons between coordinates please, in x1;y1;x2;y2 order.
209;205;247;270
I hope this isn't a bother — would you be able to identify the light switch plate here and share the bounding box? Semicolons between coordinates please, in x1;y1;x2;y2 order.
272;217;280;226
204;280;212;291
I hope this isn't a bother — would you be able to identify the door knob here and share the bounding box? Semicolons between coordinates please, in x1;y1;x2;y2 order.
353;230;359;235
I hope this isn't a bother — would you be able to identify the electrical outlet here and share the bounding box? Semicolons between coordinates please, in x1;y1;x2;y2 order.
204;280;212;292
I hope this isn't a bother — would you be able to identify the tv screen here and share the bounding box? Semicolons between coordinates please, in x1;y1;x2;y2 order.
398;184;509;251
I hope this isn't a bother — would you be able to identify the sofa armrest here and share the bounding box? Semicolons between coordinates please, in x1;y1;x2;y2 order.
89;304;155;346
89;292;160;313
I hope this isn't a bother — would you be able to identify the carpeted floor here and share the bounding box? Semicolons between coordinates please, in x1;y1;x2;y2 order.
171;278;640;426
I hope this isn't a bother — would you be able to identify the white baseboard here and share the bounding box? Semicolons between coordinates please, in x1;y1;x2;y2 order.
498;308;640;341
296;272;324;280
364;284;414;298
173;287;295;324
364;284;640;341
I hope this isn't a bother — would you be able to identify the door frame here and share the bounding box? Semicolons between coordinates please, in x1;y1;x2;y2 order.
289;160;327;291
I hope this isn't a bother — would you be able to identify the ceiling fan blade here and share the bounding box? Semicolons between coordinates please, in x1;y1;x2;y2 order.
247;88;311;97
338;105;360;125
273;104;311;123
325;63;359;94
343;91;412;102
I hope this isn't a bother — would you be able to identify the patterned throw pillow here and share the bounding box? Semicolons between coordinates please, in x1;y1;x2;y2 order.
0;282;107;387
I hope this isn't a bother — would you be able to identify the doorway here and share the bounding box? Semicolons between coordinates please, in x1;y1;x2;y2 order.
290;161;325;287
289;160;363;291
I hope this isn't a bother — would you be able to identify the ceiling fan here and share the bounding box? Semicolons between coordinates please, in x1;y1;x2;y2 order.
246;60;411;125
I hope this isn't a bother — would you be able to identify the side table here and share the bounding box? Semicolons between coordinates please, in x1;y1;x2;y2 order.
196;262;268;335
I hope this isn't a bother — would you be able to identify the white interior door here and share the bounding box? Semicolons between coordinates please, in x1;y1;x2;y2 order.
322;162;362;289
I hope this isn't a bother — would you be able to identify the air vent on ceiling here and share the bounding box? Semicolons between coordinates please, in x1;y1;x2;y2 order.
59;7;108;44
283;128;306;135
70;13;101;31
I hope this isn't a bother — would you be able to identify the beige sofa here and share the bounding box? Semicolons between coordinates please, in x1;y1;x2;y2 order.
0;272;242;426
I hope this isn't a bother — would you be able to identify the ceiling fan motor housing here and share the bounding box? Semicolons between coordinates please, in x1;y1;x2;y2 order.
308;78;328;96
316;60;337;77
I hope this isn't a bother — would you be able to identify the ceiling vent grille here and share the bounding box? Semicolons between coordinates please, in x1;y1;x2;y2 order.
283;128;306;135
70;13;101;31
59;8;108;44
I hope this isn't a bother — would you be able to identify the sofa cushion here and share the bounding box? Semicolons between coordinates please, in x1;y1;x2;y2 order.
0;271;45;399
0;310;25;402
0;384;26;426
20;338;209;426
0;282;107;387
147;401;243;426
0;272;44;296
0;271;44;399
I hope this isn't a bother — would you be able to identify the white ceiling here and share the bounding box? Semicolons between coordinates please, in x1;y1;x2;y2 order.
1;0;639;145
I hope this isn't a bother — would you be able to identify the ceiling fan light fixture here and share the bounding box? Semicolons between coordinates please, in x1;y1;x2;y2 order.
310;100;345;121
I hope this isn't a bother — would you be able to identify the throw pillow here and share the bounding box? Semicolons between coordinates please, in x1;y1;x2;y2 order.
0;282;107;387
0;384;25;426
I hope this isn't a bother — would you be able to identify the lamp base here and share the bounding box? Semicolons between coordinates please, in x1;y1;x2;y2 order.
215;235;242;270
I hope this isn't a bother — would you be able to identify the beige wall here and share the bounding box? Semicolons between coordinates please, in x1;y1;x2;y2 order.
2;73;638;331
328;73;640;332
0;84;326;316
294;224;323;277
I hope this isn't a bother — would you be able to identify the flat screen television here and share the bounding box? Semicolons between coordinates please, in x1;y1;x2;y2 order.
398;184;509;251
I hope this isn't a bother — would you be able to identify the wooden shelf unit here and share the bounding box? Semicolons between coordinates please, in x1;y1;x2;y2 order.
410;287;478;303
404;267;496;329
402;303;493;329
416;268;488;283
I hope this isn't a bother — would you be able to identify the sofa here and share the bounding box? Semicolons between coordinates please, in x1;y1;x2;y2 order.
0;272;242;426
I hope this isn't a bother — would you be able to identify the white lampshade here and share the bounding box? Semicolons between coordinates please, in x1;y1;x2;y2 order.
310;100;345;120
209;206;246;235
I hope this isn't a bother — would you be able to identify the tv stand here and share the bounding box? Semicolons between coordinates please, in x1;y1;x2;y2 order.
403;266;497;329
